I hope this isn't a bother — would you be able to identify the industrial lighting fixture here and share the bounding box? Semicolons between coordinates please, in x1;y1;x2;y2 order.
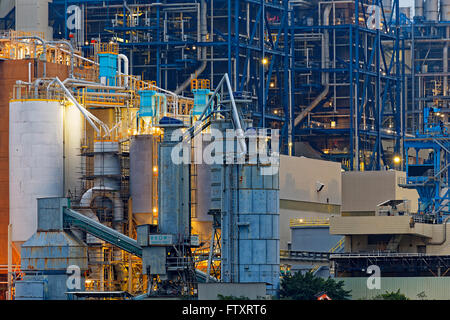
153;166;158;173
274;109;278;114
153;207;158;213
262;57;269;65
192;45;197;50
316;181;325;192
270;82;275;88
330;121;336;128
393;156;401;164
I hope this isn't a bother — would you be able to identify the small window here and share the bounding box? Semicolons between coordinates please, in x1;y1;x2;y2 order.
417;245;426;254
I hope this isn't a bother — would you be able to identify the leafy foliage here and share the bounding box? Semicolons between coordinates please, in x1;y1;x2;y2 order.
217;294;250;300
373;289;409;300
279;271;351;300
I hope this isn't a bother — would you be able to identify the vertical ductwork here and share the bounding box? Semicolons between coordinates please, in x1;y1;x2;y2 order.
118;54;129;87
442;0;450;95
415;0;424;17
444;29;449;95
294;4;331;127
175;1;208;94
425;0;439;21
442;0;450;20
78;141;124;276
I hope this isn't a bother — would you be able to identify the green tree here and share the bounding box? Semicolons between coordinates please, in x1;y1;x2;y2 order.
217;294;250;300
279;271;351;300
373;289;409;300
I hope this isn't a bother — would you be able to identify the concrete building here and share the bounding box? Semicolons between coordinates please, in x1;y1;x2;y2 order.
330;170;450;300
341;170;419;216
279;155;342;251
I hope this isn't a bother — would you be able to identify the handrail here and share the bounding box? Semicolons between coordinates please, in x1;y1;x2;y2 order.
310;236;344;274
290;217;330;227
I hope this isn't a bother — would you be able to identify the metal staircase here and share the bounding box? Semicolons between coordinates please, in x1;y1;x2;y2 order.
310;237;345;274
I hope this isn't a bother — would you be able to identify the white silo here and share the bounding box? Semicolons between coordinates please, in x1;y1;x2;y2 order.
63;102;83;198
9;100;64;243
9;99;84;244
425;0;439;21
416;0;424;17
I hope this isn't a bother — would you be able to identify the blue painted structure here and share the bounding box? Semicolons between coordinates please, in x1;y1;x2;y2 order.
401;107;450;223
51;0;292;153
138;90;157;117
291;226;343;253
192;88;212;116
98;53;118;86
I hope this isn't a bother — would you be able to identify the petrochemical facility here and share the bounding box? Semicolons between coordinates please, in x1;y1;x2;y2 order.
3;0;450;301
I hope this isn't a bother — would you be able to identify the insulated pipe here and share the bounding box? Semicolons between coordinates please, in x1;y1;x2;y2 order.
187;74;247;156
72;193;103;246
415;0;424;17
28;62;32;84
445;27;449;95
17;37;75;78
50;77;110;134
118;54;129;87
294;4;331;127
174;55;207;96
427;216;450;245
47;40;75;78
174;0;208;94
79;186;124;260
17;36;46;77
124;1;134;27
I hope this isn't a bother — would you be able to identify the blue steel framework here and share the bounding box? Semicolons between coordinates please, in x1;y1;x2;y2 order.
405;19;450;135
399;9;450;223
291;0;404;170
50;0;292;153
49;0;405;170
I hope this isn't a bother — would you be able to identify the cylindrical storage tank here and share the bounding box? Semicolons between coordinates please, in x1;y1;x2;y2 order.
93;140;121;190
64;102;83;196
415;0;424;17
192;133;213;240
9;100;64;243
158;124;190;241
441;0;450;21
425;0;439;21
210;119;280;296
130;134;156;225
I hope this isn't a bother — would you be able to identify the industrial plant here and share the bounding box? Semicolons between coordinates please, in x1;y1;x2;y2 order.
2;0;450;301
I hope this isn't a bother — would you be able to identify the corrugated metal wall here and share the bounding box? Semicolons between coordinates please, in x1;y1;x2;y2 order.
340;277;450;300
